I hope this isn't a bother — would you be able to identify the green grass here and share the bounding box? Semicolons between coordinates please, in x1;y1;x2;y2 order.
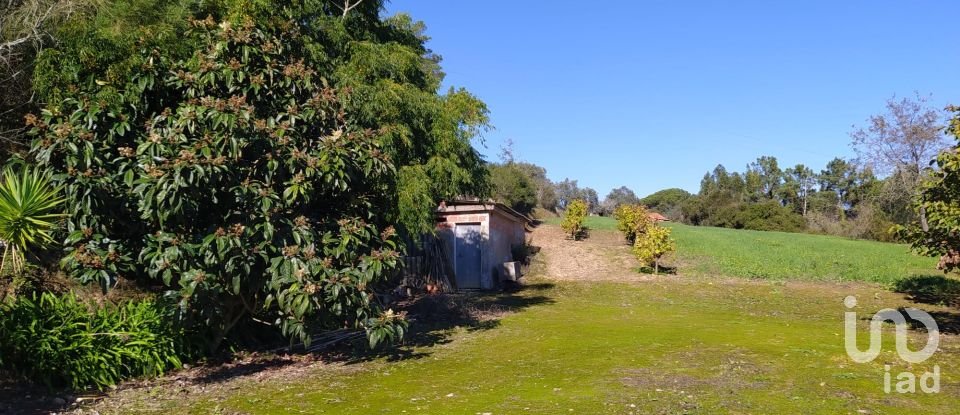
89;219;954;414
547;216;938;284
670;223;938;284
114;280;958;414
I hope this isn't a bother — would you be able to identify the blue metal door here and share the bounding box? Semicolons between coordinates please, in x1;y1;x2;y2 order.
454;223;482;289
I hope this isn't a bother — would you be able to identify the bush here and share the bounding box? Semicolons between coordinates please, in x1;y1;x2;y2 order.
694;201;799;231
733;201;806;232
561;199;588;240
0;165;65;275
633;224;675;274
31;16;405;352
614;204;651;244
0;292;188;390
807;205;896;241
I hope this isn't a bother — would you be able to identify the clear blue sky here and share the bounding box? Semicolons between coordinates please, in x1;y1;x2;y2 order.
385;1;960;198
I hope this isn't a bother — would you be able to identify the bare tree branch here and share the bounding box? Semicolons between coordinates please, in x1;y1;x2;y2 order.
849;92;950;231
329;0;364;19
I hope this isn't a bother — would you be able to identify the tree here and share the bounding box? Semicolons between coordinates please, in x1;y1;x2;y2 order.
0;0;99;157
614;204;650;244
633;224;674;274
873;167;919;225
488;163;537;216
819;158;873;221
850;93;950;231
897;107;960;272
31;0;490;238
560;199;587;240
745;156;782;201
554;178;580;210
581;187;599;214
640;188;691;219
601;186;639;215
781;164;816;216
687;164;748;227
30;10;429;351
512;162;557;211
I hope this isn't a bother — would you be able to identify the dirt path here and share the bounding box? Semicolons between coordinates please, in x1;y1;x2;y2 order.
530;224;657;281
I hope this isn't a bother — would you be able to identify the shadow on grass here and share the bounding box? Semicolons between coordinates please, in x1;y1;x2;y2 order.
902;309;960;335
893;274;960;307
338;282;556;364
637;265;678;275
891;274;960;335
191;358;298;384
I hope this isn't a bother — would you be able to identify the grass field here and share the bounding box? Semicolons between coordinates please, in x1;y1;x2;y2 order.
545;216;938;284
82;222;957;414
98;279;959;414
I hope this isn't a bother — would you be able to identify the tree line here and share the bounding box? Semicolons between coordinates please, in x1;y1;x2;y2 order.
679;93;951;241
490;94;953;245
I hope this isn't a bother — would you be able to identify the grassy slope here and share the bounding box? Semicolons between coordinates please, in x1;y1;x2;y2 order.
89;223;955;414
546;216;938;284
127;279;957;414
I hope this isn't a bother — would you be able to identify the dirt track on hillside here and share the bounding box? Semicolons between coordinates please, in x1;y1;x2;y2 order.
530;224;657;282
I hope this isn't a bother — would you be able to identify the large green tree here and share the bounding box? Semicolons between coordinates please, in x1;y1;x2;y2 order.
26;0;489;350
818;158;876;221
640;188;691;219
488;163;537;216
32;0;489;237
745;156;782;201
781;164;816;216
513;162;558;212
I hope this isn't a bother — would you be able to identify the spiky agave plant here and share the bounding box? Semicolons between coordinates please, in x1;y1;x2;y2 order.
0;166;65;274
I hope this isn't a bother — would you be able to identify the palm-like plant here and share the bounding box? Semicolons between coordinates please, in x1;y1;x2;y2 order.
0;166;66;275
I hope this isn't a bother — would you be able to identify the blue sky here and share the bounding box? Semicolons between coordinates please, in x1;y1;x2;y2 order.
385;1;960;198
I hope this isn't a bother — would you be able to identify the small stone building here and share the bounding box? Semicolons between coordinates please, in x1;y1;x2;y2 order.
435;200;529;290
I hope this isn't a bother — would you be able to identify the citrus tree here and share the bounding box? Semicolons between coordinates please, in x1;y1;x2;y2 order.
614;204;651;244
633;224;675;274
561;199;588;240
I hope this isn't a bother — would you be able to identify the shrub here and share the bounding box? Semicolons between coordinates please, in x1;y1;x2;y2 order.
614;204;651;244
561;199;588;240
695;201;800;232
806;205;896;241
31;16;405;352
0;165;65;275
733;201;806;232
0;292;187;390
633;224;675;274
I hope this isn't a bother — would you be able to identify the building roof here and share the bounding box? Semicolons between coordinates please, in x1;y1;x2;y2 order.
647;212;669;222
436;199;531;224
